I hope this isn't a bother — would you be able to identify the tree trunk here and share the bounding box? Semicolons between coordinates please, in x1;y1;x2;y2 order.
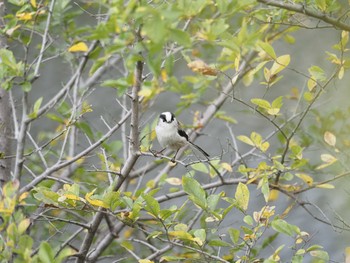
0;1;12;184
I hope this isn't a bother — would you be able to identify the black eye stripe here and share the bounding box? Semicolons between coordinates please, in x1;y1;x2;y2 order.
159;114;166;122
159;112;175;123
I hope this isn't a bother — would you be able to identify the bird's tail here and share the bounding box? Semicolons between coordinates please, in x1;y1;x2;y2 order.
190;141;209;157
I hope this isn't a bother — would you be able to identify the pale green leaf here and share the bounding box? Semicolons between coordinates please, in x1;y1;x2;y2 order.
237;135;254;147
271;96;283;109
251;98;271;110
235;182;249;211
309;250;329;261
271;219;300;236
191;162;208;173
258;41;276;59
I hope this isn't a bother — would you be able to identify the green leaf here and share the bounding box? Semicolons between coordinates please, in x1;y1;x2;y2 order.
315;0;327;11
104;191;121;211
55;248;75;263
38;242;54;263
0;49;20;72
76;122;94;140
235;182;249;211
46;113;65;123
33;187;60;205
191;162;208;173
292;255;303;263
208;239;231;247
182;176;207;209
215;111;237;124
28;97;43;118
169;29;191;47
207;194;221;211
21;81;31;92
251;98;271;110
18;219;30;235
143;193;160;218
271;96;283;109
306;245;324;252
243;215;253;225
309;250;329;261
308;65;326;81
228;228;240;244
193;228;206;244
89;55;109;76
160;255;188;261
142;14;168;44
271;219;300;236
258;176;270;202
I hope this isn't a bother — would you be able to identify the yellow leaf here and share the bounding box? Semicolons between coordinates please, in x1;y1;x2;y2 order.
64;193;81;201
221;162;232;172
270;54;290;76
260;141;270;152
161;69;168;82
168;230;193;240
234;56;240;71
82;102;93;114
19;192;29;202
296;173;313;186
316;183;335;189
124;228;133;238
268;189;279;201
324;131;336;147
30;0;37;8
187;60;218;76
85;189;109;208
281;203;295;218
18;219;31;235
16;12;33;21
68;42;89;52
192;237;203;246
267;108;280;116
345;247;350;263
139;260;154;263
138;88;152;97
307;78;317;91
165;177;182;185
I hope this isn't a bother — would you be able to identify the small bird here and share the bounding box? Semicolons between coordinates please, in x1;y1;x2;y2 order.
155;112;209;161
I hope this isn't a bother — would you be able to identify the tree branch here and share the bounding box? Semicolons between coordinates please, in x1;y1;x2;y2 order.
76;27;144;263
257;0;350;31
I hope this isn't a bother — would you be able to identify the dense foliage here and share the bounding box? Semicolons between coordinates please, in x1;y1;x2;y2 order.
1;0;350;262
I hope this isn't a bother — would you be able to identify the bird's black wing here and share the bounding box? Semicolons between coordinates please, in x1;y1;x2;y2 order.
178;129;189;141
